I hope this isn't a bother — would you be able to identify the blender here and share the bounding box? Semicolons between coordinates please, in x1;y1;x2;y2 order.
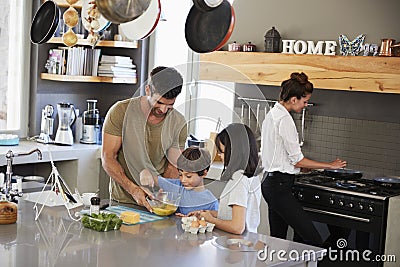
37;104;54;144
55;103;76;145
80;99;100;144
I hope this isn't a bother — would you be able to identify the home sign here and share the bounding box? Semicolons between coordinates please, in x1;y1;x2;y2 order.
282;40;337;55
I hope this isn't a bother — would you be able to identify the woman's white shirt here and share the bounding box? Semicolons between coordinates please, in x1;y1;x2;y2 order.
261;103;304;174
217;170;262;233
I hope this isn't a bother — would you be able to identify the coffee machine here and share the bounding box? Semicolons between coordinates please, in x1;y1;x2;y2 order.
37;105;54;144
80;99;100;144
55;103;76;145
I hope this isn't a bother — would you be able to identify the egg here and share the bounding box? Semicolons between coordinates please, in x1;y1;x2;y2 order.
190;220;199;228
199;217;207;227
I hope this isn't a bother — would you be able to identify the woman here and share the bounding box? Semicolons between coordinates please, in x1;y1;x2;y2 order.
190;123;262;234
260;72;346;246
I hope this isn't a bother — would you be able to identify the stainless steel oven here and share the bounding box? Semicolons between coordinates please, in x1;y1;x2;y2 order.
292;173;400;267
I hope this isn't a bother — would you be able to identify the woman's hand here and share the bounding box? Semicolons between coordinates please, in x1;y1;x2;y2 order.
329;158;347;169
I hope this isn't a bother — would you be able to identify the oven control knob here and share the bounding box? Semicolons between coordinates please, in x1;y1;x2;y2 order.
338;200;344;206
358;203;364;210
368;205;374;212
297;193;304;200
329;198;334;205
348;203;354;208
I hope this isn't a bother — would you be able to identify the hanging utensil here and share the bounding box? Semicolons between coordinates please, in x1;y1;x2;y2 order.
96;0;152;24
255;103;260;133
119;0;161;40
299;108;305;146
240;103;244;124
215;117;222;132
30;1;61;44
185;0;235;53
248;103;251;129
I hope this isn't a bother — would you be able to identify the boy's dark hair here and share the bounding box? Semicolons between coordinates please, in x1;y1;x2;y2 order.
215;123;261;180
279;72;313;102
177;147;211;176
149;66;183;99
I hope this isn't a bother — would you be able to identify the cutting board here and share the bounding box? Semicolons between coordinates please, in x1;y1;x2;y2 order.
106;205;167;225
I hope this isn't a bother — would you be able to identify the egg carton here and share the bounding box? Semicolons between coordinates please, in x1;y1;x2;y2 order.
181;216;215;234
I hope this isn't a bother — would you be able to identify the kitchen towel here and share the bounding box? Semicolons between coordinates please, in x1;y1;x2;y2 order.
106;205;167;225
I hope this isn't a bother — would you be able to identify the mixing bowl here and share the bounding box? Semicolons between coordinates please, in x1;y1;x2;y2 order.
147;191;181;216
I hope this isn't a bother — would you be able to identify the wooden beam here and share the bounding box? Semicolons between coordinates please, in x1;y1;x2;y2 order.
199;52;400;94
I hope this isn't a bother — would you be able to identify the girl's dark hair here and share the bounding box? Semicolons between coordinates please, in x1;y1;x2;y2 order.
215;123;260;180
177;147;211;176
149;66;183;99
279;72;313;102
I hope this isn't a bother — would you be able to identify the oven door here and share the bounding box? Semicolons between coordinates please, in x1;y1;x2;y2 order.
292;185;387;267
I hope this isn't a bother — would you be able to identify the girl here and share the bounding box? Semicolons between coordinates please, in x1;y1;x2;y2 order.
190;123;262;234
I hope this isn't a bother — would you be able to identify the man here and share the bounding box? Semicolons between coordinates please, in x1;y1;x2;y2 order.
102;66;188;210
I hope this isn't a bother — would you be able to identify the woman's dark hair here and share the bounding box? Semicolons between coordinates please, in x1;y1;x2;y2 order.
215;123;260;180
149;66;183;99
177;147;211;176
279;72;313;102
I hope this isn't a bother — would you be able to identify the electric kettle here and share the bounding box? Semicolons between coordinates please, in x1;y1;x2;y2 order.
55;103;76;145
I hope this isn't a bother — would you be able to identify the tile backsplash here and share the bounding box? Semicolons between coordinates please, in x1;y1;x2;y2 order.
293;113;400;177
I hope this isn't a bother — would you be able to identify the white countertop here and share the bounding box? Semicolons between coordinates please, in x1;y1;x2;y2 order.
0;140;101;166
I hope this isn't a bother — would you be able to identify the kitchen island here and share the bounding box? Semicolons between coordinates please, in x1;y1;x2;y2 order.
0;198;325;267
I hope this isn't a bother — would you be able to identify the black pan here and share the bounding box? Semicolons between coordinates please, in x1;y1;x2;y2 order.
324;169;363;180
30;1;60;44
185;0;235;53
374;177;400;188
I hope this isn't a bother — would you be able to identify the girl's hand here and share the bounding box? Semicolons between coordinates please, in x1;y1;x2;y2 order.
187;210;202;217
199;210;215;222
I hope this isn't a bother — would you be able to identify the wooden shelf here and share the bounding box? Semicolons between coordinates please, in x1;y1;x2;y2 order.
40;73;137;84
48;37;139;48
199;51;400;94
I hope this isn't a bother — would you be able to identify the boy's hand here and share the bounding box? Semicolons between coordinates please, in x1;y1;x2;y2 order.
140;169;155;187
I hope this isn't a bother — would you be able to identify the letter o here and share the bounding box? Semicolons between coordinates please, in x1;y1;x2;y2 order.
294;40;307;54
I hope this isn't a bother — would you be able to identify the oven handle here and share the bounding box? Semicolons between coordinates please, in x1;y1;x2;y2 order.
303;207;370;223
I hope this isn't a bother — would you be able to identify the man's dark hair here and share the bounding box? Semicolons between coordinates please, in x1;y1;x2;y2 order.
149;66;183;99
177;147;211;176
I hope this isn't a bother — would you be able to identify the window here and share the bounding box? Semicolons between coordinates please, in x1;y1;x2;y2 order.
0;1;31;136
151;0;235;139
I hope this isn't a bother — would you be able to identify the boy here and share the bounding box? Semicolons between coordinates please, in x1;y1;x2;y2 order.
140;147;219;215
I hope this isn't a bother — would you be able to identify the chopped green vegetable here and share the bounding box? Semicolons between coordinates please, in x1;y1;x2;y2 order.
81;213;122;231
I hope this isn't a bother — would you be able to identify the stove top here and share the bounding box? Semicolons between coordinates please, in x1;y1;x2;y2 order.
295;171;400;199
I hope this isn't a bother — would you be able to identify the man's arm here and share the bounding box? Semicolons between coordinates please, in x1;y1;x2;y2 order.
162;147;182;178
101;132;152;210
